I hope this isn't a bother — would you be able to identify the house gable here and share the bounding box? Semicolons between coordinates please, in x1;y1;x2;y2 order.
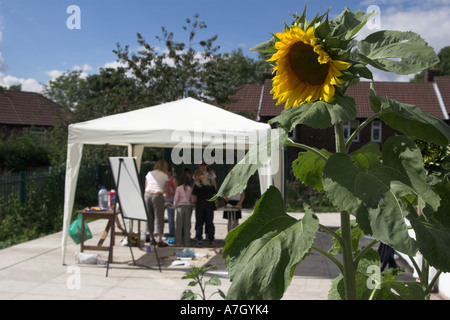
0;89;65;128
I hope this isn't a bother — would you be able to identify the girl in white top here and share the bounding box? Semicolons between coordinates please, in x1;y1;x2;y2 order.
144;160;169;246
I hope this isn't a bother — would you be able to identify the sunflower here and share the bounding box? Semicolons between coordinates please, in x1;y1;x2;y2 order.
268;26;351;109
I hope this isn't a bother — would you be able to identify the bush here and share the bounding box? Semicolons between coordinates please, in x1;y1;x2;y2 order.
0;170;64;249
0;129;51;172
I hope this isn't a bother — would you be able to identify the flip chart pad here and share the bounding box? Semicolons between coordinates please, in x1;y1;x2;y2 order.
109;157;147;221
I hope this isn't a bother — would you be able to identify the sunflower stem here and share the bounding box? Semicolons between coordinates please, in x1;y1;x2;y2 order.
284;138;329;161
345;113;379;152
335;123;357;300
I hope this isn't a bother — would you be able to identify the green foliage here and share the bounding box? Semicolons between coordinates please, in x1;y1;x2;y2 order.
43;14;268;166
213;129;288;201
369;84;450;146
218;5;448;300
0;170;64;249
358;30;439;75
292;149;331;191
181;266;226;300
0;129;50;172
224;187;319;299
322;136;443;256
269;95;357;131
114;14;267;106
411;46;450;82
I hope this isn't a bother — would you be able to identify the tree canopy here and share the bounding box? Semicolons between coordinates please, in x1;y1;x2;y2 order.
43;14;269;166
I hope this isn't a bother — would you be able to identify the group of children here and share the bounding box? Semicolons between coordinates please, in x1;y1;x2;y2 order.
144;160;244;248
173;165;217;247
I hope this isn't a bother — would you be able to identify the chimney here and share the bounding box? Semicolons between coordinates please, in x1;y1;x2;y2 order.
262;68;274;83
425;67;441;82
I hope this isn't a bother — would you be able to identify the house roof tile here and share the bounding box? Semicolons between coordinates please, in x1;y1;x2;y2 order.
225;84;263;119
0;90;65;127
435;76;450;115
228;78;450;120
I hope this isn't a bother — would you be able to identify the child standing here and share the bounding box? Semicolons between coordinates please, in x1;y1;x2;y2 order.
173;173;194;246
192;170;216;247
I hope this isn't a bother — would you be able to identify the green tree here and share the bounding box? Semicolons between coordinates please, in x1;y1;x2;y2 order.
114;14;219;103
114;14;268;105
203;48;270;104
43;14;268;166
0;129;50;172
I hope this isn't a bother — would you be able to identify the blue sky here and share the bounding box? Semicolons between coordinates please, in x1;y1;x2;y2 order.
0;0;449;92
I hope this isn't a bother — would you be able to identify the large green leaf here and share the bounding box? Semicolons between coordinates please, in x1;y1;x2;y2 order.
381;137;440;215
329;252;429;300
358;30;439;75
213;128;288;199
322;152;417;254
323;136;441;255
329;7;377;40
269;94;357;131
354;167;418;255
292;149;331;191
431;182;450;228
370;84;450;146
409;217;450;273
321;152;362;216
349;142;382;172
223;186;319;300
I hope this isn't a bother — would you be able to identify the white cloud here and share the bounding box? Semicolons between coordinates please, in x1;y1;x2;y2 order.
46;69;65;81
102;60;127;70
72;63;93;72
0;73;44;92
46;63;94;81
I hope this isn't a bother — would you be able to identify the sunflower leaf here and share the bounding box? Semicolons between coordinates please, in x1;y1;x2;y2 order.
250;37;276;54
322;136;442;256
269;94;357;131
409;216;450;273
369;84;450;146
212;128;288;200
322;152;418;256
292;149;331;191
223;186;319;300
358;30;439;75
329;7;377;40
315;14;331;39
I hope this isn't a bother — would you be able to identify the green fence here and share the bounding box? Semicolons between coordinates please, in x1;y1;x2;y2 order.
0;162;260;249
0;163;261;210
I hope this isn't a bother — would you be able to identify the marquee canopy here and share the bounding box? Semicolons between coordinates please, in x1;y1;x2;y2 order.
62;98;282;264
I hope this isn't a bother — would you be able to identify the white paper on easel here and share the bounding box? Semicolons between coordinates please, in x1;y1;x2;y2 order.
109;157;147;221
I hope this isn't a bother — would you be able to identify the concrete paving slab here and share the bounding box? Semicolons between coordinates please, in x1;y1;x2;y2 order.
0;209;447;300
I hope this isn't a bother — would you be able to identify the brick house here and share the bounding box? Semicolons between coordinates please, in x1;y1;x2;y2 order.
225;71;450;168
0;89;67;140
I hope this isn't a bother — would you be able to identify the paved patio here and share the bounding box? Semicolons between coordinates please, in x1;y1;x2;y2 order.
0;209;446;300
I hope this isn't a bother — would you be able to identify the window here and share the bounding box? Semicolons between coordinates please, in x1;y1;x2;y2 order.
371;120;382;142
288;126;297;141
29;126;47;143
343;120;359;142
